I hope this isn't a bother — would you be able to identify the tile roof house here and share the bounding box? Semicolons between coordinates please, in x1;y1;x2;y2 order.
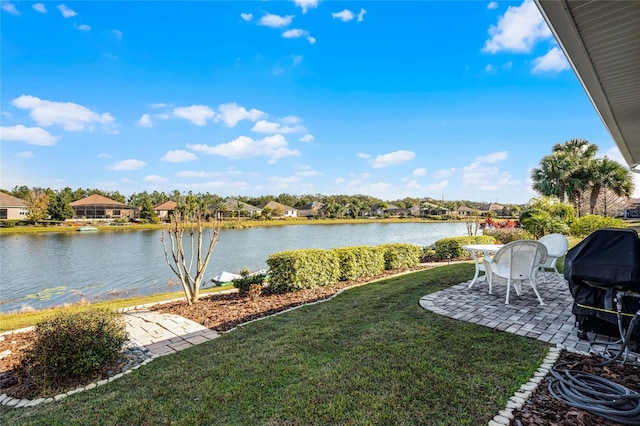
261;200;298;218
154;200;178;221
297;201;323;218
70;194;137;220
478;203;505;215
0;192;29;220
224;198;262;217
624;198;640;219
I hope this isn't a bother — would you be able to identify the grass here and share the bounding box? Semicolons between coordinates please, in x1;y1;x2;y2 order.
0;263;550;425
0;285;234;333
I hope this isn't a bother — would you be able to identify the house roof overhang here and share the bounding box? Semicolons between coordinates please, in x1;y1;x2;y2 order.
535;0;640;173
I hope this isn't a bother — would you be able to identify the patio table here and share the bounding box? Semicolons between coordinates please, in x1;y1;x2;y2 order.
462;244;503;288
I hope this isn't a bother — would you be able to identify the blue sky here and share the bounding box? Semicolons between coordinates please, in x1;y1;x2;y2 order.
2;0;638;204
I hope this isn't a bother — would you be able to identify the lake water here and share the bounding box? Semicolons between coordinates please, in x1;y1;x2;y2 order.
0;222;467;313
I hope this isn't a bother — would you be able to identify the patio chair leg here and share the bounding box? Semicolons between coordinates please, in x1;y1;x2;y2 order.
530;279;545;305
505;277;511;304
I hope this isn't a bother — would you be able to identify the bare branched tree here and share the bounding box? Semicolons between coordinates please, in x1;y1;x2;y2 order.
161;200;220;304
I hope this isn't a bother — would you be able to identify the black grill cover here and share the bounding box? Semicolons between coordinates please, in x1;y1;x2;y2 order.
564;228;640;339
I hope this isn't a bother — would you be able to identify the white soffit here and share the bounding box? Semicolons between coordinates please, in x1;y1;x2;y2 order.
535;0;640;171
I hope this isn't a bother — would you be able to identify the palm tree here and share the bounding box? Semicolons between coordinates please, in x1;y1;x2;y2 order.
588;157;634;215
531;139;598;214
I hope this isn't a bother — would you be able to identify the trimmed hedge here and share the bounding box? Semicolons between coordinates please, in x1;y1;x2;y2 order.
433;235;496;260
570;214;627;237
332;246;385;281
377;243;421;270
266;249;340;293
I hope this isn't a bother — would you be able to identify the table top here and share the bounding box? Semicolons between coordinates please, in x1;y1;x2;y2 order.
462;244;503;252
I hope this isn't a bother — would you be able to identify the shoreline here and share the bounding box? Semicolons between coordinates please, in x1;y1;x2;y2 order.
0;217;464;235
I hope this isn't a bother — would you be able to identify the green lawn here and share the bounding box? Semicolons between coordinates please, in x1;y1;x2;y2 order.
0;263;550;425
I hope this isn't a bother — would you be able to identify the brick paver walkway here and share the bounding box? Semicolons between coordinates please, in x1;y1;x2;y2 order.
420;271;634;358
123;310;220;356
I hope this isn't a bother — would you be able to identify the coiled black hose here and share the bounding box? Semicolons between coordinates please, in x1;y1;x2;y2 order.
548;363;640;425
548;304;640;425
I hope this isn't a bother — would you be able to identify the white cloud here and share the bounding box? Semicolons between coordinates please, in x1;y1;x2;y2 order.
15;151;34;158
173;105;215;126
57;4;77;18
258;13;294;28
357;153;371;159
143;175;167;183
335;177;346;184
461;152;513;191
108;159;146;171
187;134;300;163
483;0;551;53
532;47;570;73
476;151;508;163
240;13;253;22
487;2;498;10
282;28;316;44
251;119;306;134
296;165;322;177
0;124;60;146
150;102;168;109
300;134;314;142
485;64;494;72
98;153;111;159
357;8;367;23
433;168;455;179
76;23;91;31
216;103;266;127
112;29;123;38
332;9;354;22
32;3;47;13
176;171;222;178
161;150;198;163
137;114;153;127
412;167;427;177
295;0;319;14
1;2;19;15
12;95;116;133
428;180;449;191
369;150;416;168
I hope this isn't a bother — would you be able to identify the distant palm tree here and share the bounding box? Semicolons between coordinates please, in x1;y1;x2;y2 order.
588;157;634;215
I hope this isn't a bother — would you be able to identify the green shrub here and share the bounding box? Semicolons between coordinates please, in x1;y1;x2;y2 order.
433;235;496;260
267;249;340;293
570;214;627;237
1;220;16;228
233;272;267;292
22;308;127;392
332;246;385;281
483;228;534;244
377;243;421;270
420;247;437;262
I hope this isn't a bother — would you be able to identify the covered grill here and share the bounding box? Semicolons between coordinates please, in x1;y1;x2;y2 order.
564;228;640;342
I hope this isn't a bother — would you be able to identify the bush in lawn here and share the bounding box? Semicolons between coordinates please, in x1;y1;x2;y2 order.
22;308;127;392
570;214;627;237
377;243;421;270
483;227;534;244
267;249;340;293
433;235;496;260
332;246;385;281
233;270;267;293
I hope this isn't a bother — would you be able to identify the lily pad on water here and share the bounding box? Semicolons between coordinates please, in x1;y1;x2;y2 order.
21;286;68;301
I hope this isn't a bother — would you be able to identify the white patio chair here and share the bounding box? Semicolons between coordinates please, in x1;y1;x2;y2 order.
485;240;548;305
538;233;569;282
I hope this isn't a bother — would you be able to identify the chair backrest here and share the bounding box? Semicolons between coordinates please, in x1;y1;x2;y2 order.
492;240;548;279
539;233;569;258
